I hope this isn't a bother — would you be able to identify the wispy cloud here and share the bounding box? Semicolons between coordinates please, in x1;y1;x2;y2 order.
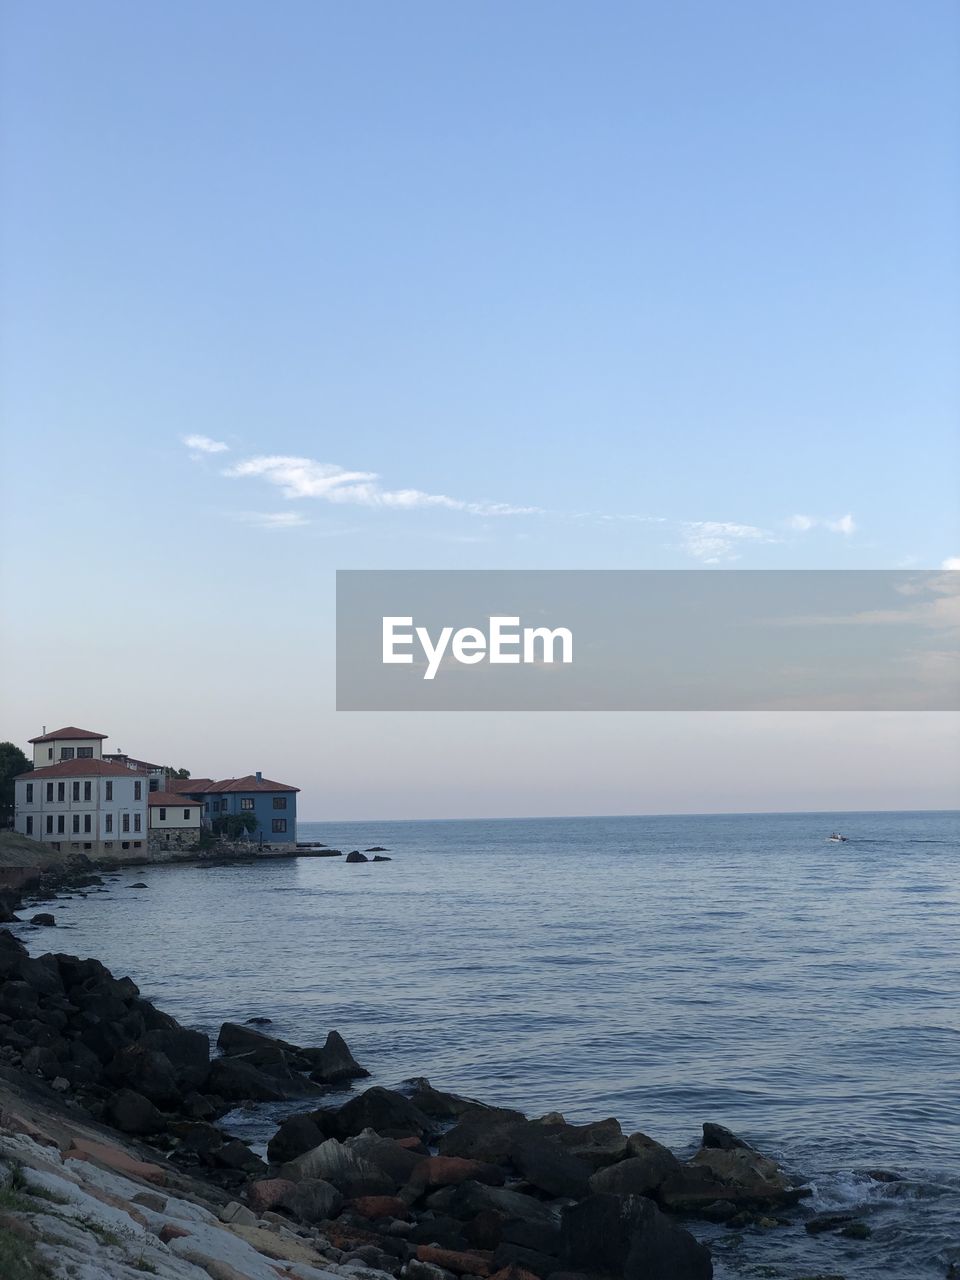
942;556;960;571
787;513;857;535
679;521;774;563
183;434;230;455
223;454;541;517
237;511;311;530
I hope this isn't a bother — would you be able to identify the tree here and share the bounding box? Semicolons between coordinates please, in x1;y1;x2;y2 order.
0;742;31;827
163;767;191;779
212;813;258;840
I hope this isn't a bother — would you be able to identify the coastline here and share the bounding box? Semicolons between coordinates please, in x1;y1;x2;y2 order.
0;859;900;1280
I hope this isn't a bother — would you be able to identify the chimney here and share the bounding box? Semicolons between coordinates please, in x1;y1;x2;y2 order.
256;771;262;782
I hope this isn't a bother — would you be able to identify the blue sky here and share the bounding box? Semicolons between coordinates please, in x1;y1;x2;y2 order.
1;1;958;816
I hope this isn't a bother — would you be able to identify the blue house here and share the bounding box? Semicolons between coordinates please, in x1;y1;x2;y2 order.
173;772;299;847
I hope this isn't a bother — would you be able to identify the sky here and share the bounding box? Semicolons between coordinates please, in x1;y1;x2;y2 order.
1;1;958;818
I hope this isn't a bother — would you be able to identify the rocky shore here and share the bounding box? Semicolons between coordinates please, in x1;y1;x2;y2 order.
0;862;888;1280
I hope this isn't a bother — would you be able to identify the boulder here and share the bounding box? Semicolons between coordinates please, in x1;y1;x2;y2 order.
437;1107;531;1163
331;1086;436;1140
214;1139;268;1175
206;1054;323;1102
346;1130;427;1186
140;1027;210;1091
660;1146;805;1214
345;851;368;863
217;1021;308;1068
588;1141;681;1199
110;1043;182;1105
543;1117;630;1170
282;1138;394;1198
247;1178;297;1213
304;1030;369;1083
491;1242;557;1278
404;1077;490;1119
430;1182;560;1232
350;1194;409;1221
106;1088;166;1135
30;913;56;926
267;1112;329;1164
511;1137;591;1199
561;1194;711;1279
701;1122;755;1152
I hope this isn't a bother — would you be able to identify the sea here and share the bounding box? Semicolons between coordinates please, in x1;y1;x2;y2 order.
16;810;959;1280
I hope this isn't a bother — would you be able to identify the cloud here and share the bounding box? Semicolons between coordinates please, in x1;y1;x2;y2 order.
224;454;541;517
237;511;311;530
942;557;960;570
679;521;773;563
183;434;229;455
787;513;857;535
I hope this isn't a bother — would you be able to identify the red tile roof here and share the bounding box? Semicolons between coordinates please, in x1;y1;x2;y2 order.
16;759;135;780
29;726;107;744
166;778;215;793
204;775;299;794
148;791;202;807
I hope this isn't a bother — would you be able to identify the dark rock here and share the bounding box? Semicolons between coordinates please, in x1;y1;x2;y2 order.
278;1177;344;1224
511;1137;592;1199
169;1121;224;1154
345;851;369;863
128;883;148;889
282;1138;395;1198
561;1194;712;1279
404;1078;489;1120
110;1044;181;1106
408;1215;472;1251
305;1030;370;1084
588;1144;681;1199
372;856;392;862
862;1168;903;1183
805;1212;862;1235
139;1028;210;1091
701;1123;755;1152
30;913;56;926
543;1117;630;1170
492;1242;557;1277
181;1091;220;1121
502;1221;561;1256
21;1045;61;1081
840;1221;871;1240
331;1087;436;1140
661;1146;805;1214
218;1021;307;1067
437;1107;531;1162
430;1182;559;1232
107;1089;166;1135
214;1139;268;1175
0;983;40;1018
347;1131;427;1186
267;1113;328;1165
246;1016;273;1026
206;1054;323;1102
365;848;388;853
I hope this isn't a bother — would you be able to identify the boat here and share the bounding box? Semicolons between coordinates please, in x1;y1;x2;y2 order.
826;833;847;843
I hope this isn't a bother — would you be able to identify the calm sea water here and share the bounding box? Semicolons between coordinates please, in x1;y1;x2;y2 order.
18;810;959;1280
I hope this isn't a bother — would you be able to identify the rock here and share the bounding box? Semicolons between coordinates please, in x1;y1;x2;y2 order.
862;1168;903;1183
365;847;389;852
65;1136;167;1185
345;851;369;863
406;1155;505;1198
331;1086;436;1140
110;1043;182;1105
561;1194;712;1279
139;1026;210;1090
305;1029;370;1083
282;1138;395;1197
437;1108;531;1163
279;1177;344;1224
431;1182;560;1232
346;1131;428;1186
106;1088;166;1135
21;1045;61;1080
544;1117;630;1170
350;1194;409;1221
511;1138;591;1200
588;1145;681;1199
214;1138;268;1174
247;1178;297;1213
404;1078;489;1119
219;1201;259;1226
246;1016;273;1025
206;1054;322;1102
841;1221;871;1239
701;1122;755;1151
373;856;392;862
268;1113;328;1164
416;1245;493;1276
491;1242;556;1278
690;1146;802;1207
51;1076;70;1092
218;1020;308;1067
30;913;56;926
128;882;149;888
805;1212;862;1235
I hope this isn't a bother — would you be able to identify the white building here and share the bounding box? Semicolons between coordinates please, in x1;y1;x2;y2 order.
29;726;107;768
147;791;202;854
14;758;149;860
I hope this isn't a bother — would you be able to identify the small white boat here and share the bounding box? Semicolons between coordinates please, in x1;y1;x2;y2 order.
826;833;847;843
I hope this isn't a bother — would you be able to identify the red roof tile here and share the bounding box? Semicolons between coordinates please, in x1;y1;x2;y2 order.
204;775;299;794
16;759;135;780
147;792;202;807
166;778;215;792
29;726;107;744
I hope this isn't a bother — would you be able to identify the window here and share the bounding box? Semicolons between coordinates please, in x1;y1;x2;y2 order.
83;781;92;802
47;748;53;760
105;814;113;833
134;780;142;800
72;814;80;833
83;842;91;850
159;808;167;821
122;814;130;832
272;818;287;833
72;782;80;801
83;814;91;833
71;842;79;849
60;747;75;760
134;813;141;832
104;842;113;849
240;798;255;811
133;841;141;848
57;782;65;801
183;809;191;820
105;781;113;801
273;796;287;809
204;801;209;813
149;779;159;792
122;841;129;849
77;747;93;758
46;782;53;801
57;816;65;834
26;783;33;803
45;816;53;833
25;816;33;834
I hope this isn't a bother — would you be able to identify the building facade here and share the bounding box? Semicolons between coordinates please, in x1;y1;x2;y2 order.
147;791;202;854
173;773;298;848
14;759;149;860
29;726;106;769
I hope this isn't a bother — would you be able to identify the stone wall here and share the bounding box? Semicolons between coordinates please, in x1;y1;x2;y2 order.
147;828;201;856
